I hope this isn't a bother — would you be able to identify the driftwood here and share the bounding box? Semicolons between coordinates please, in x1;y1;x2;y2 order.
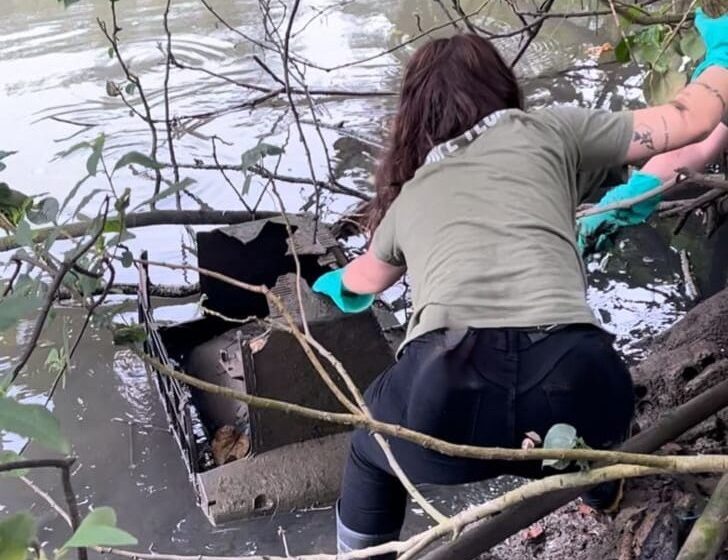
423;287;728;560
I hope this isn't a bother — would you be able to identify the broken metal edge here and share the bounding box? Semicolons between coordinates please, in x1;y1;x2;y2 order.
197;432;350;526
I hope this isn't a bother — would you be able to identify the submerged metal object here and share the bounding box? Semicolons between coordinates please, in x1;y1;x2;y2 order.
138;214;401;524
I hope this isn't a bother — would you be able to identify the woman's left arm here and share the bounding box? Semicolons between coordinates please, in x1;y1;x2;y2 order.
343;250;405;294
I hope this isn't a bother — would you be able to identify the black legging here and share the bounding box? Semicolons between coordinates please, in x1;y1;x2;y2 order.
339;324;634;537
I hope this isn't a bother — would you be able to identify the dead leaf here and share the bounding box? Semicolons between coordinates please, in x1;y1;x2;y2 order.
585;42;614;58
212;425;250;465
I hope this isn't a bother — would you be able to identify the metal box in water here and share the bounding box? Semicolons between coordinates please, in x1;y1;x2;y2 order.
138;215;401;525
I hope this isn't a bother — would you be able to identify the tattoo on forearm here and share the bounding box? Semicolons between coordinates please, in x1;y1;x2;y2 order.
693;81;727;113
660;114;669;151
633;125;656;151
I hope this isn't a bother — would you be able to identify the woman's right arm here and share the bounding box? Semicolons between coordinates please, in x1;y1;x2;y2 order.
624;66;728;164
640;121;728;181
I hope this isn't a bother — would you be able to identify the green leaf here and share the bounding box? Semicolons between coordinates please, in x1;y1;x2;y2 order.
0;395;70;453
55;140;91;160
107;229;135;246
631;41;662;66
242;174;253;196
0;513;36;560
26;197;59;225
614;38;632;63
124;83;137;96
73;188;106;218
60;174;91;213
0;451;29;478
133;177;195;210
542;423;578;470
103;218;122;233
13;220;33;247
78;275;100;299
112;151;163;174
120;250;134;268
114;188;131;214
112;325;146;347
679;28;706;62
0;183;31;226
0;150;17;173
86;134;106;177
645;69;687;105
107;46;115;59
0;289;43;331
63;507;137;548
240;143;284;169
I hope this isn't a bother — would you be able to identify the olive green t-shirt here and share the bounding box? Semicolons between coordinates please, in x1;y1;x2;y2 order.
371;106;634;354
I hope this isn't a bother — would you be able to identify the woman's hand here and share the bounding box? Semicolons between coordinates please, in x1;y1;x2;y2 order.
312;268;375;314
312;251;405;314
576;171;661;255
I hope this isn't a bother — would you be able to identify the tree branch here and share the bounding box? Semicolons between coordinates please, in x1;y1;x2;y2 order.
0;210;279;253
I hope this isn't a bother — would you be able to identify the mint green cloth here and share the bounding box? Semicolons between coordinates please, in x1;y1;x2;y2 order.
577;171;662;255
691;8;728;80
312;268;375;313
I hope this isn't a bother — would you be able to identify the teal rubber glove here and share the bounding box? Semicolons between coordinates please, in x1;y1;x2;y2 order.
691;8;728;80
577;171;662;255
312;268;375;313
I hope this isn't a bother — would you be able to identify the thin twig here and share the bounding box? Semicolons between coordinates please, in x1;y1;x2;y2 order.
161;0;182;208
576;177;678;218
99;3;163;204
20;475;72;526
2;258;22;296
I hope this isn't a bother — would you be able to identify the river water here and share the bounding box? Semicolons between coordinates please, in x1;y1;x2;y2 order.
0;0;724;556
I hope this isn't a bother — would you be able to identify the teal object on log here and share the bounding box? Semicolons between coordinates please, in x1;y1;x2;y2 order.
577;171;662;255
312;268;375;313
691;8;728;79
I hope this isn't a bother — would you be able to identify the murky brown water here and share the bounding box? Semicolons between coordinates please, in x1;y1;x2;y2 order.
0;0;721;555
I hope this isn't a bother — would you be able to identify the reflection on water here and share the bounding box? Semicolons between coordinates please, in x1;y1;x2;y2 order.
0;0;715;556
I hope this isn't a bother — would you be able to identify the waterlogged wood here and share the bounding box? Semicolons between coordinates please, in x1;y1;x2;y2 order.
675;474;728;560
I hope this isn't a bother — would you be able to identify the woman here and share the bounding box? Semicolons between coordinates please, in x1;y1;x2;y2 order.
313;11;728;557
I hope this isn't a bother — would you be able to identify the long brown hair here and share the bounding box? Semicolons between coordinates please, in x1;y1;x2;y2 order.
366;33;523;233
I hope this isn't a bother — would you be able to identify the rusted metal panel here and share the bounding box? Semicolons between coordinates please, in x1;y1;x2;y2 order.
139;214;399;524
